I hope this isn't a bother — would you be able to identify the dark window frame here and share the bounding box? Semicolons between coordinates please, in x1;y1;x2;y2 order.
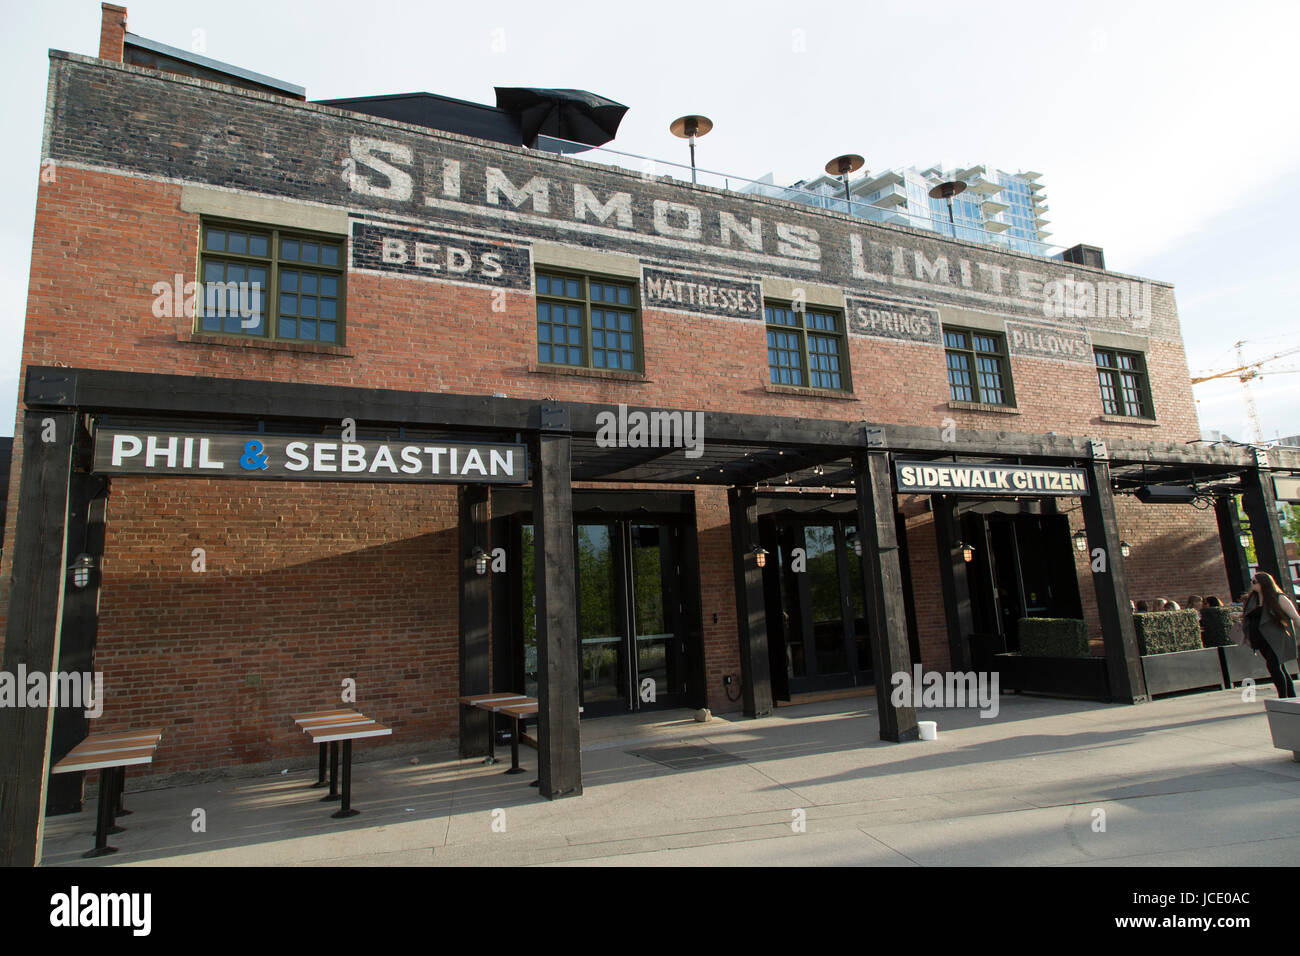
534;269;644;373
943;326;1015;407
763;301;852;392
196;219;347;346
1095;347;1153;418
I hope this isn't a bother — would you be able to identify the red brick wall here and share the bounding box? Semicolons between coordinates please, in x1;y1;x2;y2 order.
90;477;459;776
693;487;742;713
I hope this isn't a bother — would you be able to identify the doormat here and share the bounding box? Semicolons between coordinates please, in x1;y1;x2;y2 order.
625;743;743;770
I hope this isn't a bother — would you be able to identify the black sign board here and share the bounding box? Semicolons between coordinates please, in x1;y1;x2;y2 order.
93;429;529;484
896;460;1089;496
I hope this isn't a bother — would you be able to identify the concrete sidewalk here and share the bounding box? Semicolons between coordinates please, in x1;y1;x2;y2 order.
39;688;1300;866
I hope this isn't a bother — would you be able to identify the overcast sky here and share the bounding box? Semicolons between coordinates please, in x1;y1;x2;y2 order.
2;0;1297;440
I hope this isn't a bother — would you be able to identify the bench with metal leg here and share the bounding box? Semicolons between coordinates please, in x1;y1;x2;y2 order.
300;717;391;818
51;729;163;858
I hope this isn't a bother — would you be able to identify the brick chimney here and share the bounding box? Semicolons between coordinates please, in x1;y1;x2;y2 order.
98;3;127;62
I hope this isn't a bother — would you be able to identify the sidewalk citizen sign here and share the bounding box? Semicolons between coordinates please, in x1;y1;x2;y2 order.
93;428;529;484
896;461;1089;496
1275;476;1300;503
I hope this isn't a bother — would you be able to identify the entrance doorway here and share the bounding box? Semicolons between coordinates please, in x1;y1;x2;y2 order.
964;509;1083;653
495;494;705;718
760;515;873;697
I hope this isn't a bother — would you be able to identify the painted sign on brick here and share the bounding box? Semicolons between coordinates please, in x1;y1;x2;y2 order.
846;294;941;345
641;266;761;320
1004;319;1093;364
350;220;532;289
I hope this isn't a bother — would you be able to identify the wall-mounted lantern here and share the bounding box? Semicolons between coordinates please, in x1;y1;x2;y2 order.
1072;529;1089;553
1119;540;1132;558
957;541;975;563
471;546;488;576
751;546;769;569
68;553;95;590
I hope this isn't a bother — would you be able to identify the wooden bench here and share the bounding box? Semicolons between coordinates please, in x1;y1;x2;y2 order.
51;728;163;858
457;694;535;768
291;709;389;818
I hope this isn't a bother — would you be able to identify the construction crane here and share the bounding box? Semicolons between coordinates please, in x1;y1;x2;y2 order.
1191;341;1300;442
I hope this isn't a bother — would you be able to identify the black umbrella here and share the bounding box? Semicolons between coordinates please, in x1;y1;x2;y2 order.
494;87;628;150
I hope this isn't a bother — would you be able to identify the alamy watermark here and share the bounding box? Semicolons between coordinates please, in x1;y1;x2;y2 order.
595;403;704;459
1;667;103;717
151;274;262;327
1042;275;1151;327
891;665;999;718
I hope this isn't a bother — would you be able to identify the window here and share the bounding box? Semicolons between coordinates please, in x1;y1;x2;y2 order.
944;327;1013;405
535;272;641;371
765;304;849;390
1095;348;1152;418
198;222;344;344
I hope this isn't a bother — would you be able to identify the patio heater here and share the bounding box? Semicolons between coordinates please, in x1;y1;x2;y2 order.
669;115;713;184
824;153;865;212
928;180;967;238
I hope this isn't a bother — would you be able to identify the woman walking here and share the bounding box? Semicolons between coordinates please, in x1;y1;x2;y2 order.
1243;572;1300;699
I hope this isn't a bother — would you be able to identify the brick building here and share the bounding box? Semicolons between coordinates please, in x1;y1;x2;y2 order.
2;4;1298;865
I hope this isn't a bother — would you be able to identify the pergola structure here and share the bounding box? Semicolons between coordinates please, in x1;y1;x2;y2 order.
2;364;1297;865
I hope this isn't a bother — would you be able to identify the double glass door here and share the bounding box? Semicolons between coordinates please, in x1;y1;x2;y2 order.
521;519;692;716
765;518;872;695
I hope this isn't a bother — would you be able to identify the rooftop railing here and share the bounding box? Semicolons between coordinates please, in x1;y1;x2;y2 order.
534;135;1064;259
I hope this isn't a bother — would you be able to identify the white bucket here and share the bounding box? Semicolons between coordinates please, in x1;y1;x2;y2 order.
918;720;938;741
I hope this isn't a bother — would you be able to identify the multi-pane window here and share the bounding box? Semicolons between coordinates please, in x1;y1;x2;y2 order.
765;304;849;390
944;327;1012;405
198;222;344;344
536;273;640;371
1095;348;1152;418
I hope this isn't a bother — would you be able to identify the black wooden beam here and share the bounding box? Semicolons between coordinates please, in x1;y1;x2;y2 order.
1242;461;1297;599
852;450;919;742
0;410;76;866
458;484;492;758
531;409;581;799
1214;495;1253;603
45;467;109;816
1080;457;1147;703
728;486;772;717
931;494;974;672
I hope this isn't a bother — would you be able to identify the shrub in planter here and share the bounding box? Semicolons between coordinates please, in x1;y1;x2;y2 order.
1017;617;1088;658
1199;607;1236;648
1134;609;1203;655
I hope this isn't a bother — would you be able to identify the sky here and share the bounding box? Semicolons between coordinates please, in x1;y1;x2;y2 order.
1;0;1297;440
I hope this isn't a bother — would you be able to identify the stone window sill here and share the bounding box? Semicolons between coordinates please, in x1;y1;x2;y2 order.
178;330;352;356
528;362;648;383
765;383;858;401
1100;413;1159;427
947;400;1021;415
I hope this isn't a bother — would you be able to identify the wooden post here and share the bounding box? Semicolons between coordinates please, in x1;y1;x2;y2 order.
1214;495;1253;603
1242;459;1297;599
45;469;109;815
1080;453;1147;703
532;407;581;799
931;494;974;672
458;484;492;757
852;450;919;742
728;486;773;717
0;410;76;866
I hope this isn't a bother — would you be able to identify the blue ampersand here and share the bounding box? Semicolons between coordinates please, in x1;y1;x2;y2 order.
240;440;269;470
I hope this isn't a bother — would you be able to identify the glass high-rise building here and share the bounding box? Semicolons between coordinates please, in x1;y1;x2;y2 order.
756;163;1052;256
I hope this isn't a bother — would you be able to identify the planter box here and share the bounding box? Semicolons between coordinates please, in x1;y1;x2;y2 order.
1264;698;1300;761
1140;647;1224;697
993;653;1110;701
1219;644;1300;687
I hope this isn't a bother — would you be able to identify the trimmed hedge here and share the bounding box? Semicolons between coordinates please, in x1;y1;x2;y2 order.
1134;609;1203;655
1199;607;1236;648
1017;617;1089;658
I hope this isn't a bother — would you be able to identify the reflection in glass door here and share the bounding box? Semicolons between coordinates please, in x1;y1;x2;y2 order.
519;519;695;716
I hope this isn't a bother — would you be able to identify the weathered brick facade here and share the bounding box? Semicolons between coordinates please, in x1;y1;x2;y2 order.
1;44;1231;779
